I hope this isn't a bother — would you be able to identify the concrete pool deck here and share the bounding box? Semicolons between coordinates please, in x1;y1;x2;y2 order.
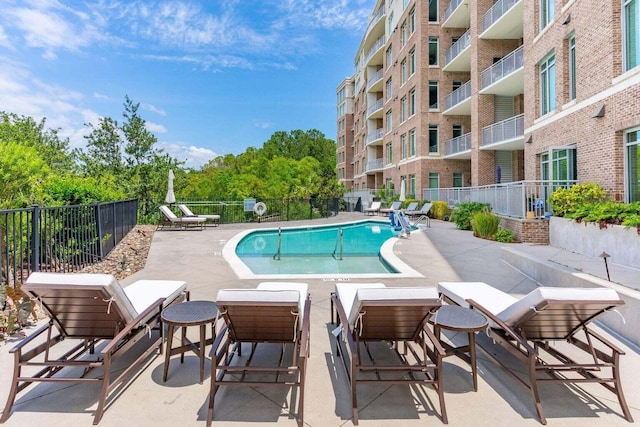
0;212;638;426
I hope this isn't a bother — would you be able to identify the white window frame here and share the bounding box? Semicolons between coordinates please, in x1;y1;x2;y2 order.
539;53;556;116
624;126;640;202
539;0;555;31
624;0;639;71
568;35;576;101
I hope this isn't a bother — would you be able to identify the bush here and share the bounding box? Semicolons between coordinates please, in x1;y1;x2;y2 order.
430;201;449;220
471;211;500;238
549;182;608;217
450;202;490;230
495;229;515;243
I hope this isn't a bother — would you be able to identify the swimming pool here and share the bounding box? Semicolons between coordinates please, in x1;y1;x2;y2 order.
223;220;423;279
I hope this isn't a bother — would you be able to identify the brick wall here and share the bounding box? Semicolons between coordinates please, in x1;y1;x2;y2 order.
500;217;550;244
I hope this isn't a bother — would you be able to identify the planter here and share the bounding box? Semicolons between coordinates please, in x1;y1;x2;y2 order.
549;217;639;270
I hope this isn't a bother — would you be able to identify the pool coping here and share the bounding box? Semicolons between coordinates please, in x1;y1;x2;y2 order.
222;218;424;279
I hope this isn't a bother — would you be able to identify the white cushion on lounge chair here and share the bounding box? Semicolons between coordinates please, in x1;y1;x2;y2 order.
438;281;516;313
335;283;386;326
123;279;187;315
216;288;305;322
496;286;621;327
160;205;206;224
257;282;309;320
178;204;220;220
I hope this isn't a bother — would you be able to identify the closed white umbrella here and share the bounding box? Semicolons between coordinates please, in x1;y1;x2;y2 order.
165;169;176;205
399;179;406;202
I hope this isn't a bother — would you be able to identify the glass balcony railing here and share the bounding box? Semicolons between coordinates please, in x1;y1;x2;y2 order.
444;0;465;23
481;0;521;33
366;129;384;145
480;45;524;89
365;35;385;64
365;158;384;172
444;29;471;66
367;98;384;116
366;6;385;36
444;132;472;156
444;81;471;111
366;68;384;91
481;114;524;146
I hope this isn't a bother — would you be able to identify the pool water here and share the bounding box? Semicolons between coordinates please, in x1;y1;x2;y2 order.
233;221;402;275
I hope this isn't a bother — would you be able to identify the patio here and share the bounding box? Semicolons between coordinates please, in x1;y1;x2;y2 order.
1;213;638;426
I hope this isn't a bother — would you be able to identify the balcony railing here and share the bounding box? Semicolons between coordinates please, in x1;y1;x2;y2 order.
366;6;385;36
366;128;384;145
422;180;578;219
367;98;384;116
480;45;524;89
444;0;466;23
444;29;471;66
365;158;384;172
444;80;471;111
481;114;524;146
365;35;386;64
444;132;472;156
366;68;384;91
481;0;521;33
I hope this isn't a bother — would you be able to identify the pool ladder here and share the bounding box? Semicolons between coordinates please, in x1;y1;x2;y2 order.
274;227;282;260
332;228;343;260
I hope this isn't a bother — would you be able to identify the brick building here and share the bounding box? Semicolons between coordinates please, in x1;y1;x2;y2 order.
336;0;640;203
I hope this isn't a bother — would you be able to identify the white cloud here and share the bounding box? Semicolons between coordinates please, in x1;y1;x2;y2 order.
0;25;12;49
141;103;167;116
145;121;167;134
158;141;217;169
255;121;274;129
93;92;110;100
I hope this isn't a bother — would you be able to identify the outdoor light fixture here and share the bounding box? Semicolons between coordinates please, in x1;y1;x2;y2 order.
562;14;571;25
592;104;606;118
599;251;611;281
525;135;533;144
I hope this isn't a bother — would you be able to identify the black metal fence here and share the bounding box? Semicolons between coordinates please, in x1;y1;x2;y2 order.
0;199;138;289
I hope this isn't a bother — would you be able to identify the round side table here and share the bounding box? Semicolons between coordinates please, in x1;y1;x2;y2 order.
161;300;218;384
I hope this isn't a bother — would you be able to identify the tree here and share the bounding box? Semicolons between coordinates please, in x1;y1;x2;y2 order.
79;116;124;179
0;142;49;208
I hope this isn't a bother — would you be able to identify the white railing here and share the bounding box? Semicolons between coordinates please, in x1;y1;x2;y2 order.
444;80;471;111
481;114;524;146
422;180;578;219
366;128;384;145
366;68;384;91
365;35;386;64
481;0;521;33
365;158;384;172
480;45;524;89
367;98;384;116
444;29;471;66
366;6;385;36
444;0;465;23
444;132;472;156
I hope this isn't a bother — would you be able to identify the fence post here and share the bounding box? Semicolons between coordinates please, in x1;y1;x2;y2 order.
31;205;40;272
95;202;104;259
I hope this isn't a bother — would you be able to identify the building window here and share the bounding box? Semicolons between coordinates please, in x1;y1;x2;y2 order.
388;11;395;33
429;124;438;153
540;0;554;30
568;35;576;101
429;172;439;188
624;0;639;71
386;142;393;164
540;147;576;183
401;133;408;159
453;172;463;188
401;58;408;84
401;21;407;46
386;110;393;132
429;0;438;22
386;45;393;68
386;78;393;100
539;54;556;116
429;81;438;109
429;37;438;65
409;174;416;198
626;127;640;202
453;124;463;138
409;48;416;76
409;88;416;116
409;7;416;33
401;96;408;122
409;128;416;156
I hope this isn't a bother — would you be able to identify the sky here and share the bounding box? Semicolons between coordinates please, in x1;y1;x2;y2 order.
0;0;374;168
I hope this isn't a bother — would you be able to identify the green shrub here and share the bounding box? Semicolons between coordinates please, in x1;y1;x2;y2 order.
549;182;608;217
450;202;490;230
431;201;449;220
495;229;515;243
471;211;500;238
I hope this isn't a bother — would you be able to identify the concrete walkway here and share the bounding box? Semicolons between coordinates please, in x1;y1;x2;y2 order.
0;213;638;426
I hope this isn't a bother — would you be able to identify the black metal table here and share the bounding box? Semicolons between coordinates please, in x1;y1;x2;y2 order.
430;304;488;391
161;300;218;383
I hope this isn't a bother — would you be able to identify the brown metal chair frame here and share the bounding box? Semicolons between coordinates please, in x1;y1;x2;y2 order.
0;283;187;425
330;293;447;425
207;294;311;426
454;295;634;425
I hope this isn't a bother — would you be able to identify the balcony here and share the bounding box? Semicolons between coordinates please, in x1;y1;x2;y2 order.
443;0;470;28
480;0;523;39
479;46;524;96
365;128;384;147
366;98;384;119
443;29;471;72
481;114;524;150
364;158;384;173
366;68;384;93
365;35;385;66
444;132;472;159
365;6;385;39
443;81;472;115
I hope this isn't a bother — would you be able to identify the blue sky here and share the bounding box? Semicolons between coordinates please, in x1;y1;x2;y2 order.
0;0;373;168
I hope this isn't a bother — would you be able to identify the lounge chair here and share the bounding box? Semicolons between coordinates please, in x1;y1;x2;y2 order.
0;272;187;424
208;282;310;426
330;283;447;425
363;201;381;216
159;205;205;230
405;202;433;217
379;201;402;215
437;282;633;424
402;202;419;212
178;204;220;226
